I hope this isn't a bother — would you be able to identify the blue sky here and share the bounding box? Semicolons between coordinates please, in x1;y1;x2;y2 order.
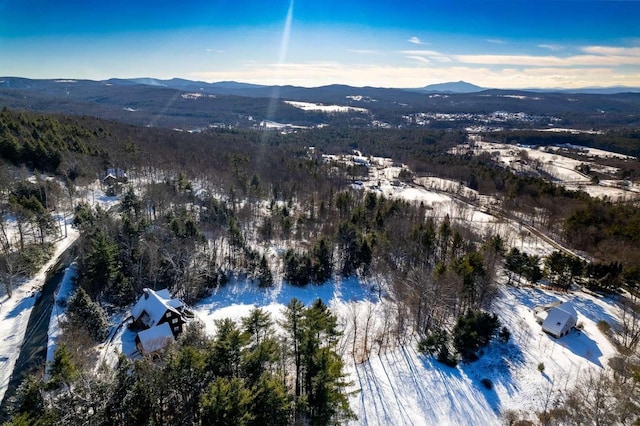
1;0;639;88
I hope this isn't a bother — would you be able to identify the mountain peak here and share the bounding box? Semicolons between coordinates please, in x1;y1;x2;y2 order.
416;81;485;93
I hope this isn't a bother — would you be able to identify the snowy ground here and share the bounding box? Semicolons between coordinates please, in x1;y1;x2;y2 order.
464;140;640;202
0;229;79;403
44;263;77;379
0;179;119;403
99;273;622;425
285;100;369;114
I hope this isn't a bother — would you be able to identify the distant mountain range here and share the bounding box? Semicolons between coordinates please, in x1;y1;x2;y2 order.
122;78;639;95
1;76;639;129
1;76;638;96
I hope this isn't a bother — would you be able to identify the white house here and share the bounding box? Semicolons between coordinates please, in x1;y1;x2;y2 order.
542;301;577;338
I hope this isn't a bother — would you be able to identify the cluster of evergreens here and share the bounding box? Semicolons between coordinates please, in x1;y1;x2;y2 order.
6;302;354;426
418;310;509;365
0;108;104;176
565;198;640;276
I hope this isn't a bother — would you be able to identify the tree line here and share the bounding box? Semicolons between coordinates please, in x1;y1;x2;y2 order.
6;301;354;426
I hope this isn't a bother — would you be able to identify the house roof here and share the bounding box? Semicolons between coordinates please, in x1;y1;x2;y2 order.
106;168;127;178
137;322;174;353
131;288;183;328
542;302;577;336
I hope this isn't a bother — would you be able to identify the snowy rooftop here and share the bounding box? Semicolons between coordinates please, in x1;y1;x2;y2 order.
136;322;174;353
131;288;183;328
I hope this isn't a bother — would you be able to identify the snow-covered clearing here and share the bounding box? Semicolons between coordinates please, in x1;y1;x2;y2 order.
285;100;369;114
464;140;640;202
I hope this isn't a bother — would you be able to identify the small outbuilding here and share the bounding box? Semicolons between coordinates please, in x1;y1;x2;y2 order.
542;301;577;338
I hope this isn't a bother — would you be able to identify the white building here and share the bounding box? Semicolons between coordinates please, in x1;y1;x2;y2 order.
542;302;577;338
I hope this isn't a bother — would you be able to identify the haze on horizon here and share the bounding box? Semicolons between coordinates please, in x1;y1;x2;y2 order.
1;0;639;90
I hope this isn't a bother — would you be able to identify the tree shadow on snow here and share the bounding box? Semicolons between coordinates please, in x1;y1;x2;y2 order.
4;296;35;319
506;286;560;310
456;339;526;415
571;295;618;329
196;276;377;313
396;344;513;423
545;329;604;367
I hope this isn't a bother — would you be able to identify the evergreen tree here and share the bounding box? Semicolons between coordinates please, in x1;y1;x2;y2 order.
47;344;79;389
6;375;46;422
65;287;109;342
164;345;209;425
241;308;279;385
208;318;248;378
281;298;306;404
250;374;291;426
311;238;333;284
200;377;254;426
257;254;274;287
300;299;355;424
283;249;312;286
452;310;501;362
81;230;118;300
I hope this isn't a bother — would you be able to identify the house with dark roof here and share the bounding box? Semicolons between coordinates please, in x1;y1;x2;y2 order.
103;168;128;195
130;288;188;354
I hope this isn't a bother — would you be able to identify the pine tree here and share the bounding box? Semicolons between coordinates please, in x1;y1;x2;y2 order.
81;230;118;300
8;375;46;420
65;287;109;342
249;374;291;426
164;345;209;425
208;318;248;378
311;238;333;284
241;308;279;385
47;344;79;389
300;299;355;424
257;255;274;287
281;298;306;404
200;377;254;426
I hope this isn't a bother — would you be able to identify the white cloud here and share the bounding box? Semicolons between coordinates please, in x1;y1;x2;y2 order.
580;45;640;56
401;49;453;63
349;49;384;56
485;38;507;45
189;61;640;89
453;53;640;67
406;56;431;65
408;36;426;45
538;44;564;51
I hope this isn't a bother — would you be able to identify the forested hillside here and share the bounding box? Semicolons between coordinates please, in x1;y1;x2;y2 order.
1;108;640;424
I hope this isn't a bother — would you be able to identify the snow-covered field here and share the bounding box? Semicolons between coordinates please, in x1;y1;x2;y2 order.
285;100;369;113
465;140;640;202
